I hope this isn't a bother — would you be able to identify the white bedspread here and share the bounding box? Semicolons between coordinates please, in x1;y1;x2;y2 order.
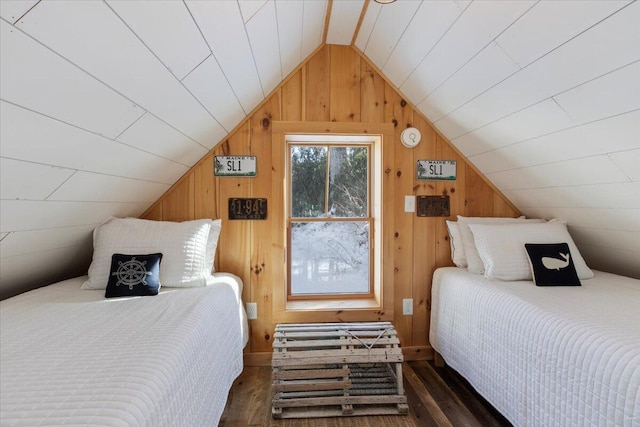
1;274;246;426
430;267;640;427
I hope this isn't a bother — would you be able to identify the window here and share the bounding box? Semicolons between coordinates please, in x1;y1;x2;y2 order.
272;121;392;322
288;144;371;297
287;138;377;300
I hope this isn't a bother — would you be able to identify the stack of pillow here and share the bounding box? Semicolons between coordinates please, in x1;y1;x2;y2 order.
81;217;222;297
446;216;593;286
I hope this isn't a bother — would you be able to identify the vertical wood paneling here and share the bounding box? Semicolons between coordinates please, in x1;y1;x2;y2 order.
270;129;287;327
494;196;519;218
249;93;281;352
360;59;385;123
305;45;330;121
142;203;162;221
161;173;194;221
193;154;218;220
216;125;252;289
330;45;361;122
142;45;520;356
385;84;414;347
439;139;467;222
464;164;495;217
411;115;437;348
435;136;459;268
281;69;303;121
380;126;395;327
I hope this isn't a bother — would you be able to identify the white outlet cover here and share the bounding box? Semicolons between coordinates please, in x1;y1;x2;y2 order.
246;302;257;320
402;298;413;315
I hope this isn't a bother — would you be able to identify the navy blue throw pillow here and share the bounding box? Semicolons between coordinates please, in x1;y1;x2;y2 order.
524;243;581;287
105;253;163;298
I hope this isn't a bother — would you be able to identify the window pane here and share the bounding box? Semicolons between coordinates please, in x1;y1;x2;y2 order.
328;147;368;217
291;146;327;218
290;221;370;295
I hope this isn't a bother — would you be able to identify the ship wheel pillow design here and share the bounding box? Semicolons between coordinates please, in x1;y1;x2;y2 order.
105;253;163;298
524;243;581;287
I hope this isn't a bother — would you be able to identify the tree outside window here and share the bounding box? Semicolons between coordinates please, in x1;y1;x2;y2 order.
288;144;372;297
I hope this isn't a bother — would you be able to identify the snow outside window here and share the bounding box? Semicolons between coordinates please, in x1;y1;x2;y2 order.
288;144;373;298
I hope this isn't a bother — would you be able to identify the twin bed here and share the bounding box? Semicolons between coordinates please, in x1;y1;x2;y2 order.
431;268;639;426
1;217;248;426
432;216;639;426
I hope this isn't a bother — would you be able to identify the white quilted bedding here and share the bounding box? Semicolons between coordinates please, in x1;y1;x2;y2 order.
0;274;246;426
430;267;640;427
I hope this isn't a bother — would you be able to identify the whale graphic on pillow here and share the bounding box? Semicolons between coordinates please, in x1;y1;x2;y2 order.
542;253;570;270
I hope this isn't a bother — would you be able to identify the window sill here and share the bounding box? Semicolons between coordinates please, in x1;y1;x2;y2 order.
274;297;393;324
286;297;381;311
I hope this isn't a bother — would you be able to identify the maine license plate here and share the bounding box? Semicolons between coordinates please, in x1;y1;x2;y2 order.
417;160;456;180
214;156;257;177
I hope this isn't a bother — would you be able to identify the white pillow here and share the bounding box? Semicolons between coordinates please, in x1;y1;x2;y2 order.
82;217;220;289
457;215;538;274
469;219;594;281
445;220;466;267
205;219;222;273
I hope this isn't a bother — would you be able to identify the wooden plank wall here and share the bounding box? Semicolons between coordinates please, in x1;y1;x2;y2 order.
141;45;519;358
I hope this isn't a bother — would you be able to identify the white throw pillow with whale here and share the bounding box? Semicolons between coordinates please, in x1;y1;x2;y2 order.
468;219;593;281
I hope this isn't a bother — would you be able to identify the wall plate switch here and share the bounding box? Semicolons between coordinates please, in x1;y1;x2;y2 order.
246;302;257;320
404;195;415;212
402;298;413;315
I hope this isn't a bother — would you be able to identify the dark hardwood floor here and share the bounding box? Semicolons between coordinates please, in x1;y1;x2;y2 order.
219;361;512;426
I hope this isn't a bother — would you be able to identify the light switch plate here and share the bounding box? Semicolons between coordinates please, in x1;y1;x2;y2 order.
404;195;415;212
402;298;413;315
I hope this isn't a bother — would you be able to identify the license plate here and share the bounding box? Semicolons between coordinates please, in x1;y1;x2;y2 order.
417;160;456;180
228;198;267;220
214;156;257;177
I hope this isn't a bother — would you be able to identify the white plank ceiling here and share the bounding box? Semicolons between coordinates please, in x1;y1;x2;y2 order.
0;0;638;298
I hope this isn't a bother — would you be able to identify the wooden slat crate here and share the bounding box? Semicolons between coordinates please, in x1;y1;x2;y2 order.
271;322;408;419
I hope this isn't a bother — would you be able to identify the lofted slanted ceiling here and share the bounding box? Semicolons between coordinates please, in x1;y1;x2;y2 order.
0;0;638;299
